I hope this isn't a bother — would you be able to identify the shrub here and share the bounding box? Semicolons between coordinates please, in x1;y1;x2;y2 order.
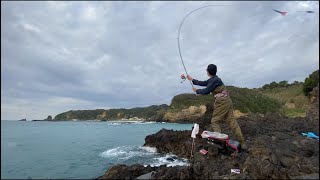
303;70;319;96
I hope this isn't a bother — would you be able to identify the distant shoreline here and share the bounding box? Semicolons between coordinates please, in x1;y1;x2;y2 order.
1;119;192;125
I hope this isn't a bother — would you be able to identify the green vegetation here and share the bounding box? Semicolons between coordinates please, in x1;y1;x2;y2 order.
260;84;308;107
303;70;319;96
261;80;303;90
54;104;169;121
170;82;311;118
169;93;214;112
169;86;282;114
54;109;105;120
282;108;307;118
228;86;282;114
260;82;309;117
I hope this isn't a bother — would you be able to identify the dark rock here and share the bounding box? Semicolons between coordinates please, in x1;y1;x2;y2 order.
144;128;192;158
290;173;320;179
45;115;53;121
97;164;156;179
166;157;174;162
136;171;154;179
99;111;319;179
207;146;219;156
152;166;192;179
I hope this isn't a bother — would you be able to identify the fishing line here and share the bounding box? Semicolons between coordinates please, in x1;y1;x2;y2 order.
177;5;235;88
177;4;317;89
177;3;317;162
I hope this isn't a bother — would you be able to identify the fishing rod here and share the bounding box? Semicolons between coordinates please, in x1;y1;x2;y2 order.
177;4;233;89
177;4;317;89
177;4;234;161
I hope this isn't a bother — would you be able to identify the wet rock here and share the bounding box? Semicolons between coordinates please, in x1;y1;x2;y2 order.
144;128;192;158
97;164;156;179
166;157;174;162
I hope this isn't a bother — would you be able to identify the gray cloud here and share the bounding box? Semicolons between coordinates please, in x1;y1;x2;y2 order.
1;1;319;120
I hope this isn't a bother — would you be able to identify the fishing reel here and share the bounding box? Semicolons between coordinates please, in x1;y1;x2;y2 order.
181;74;186;83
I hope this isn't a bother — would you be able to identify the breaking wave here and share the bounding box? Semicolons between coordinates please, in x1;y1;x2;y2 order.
99;145;157;160
107;121;157;125
99;146;188;167
146;154;189;167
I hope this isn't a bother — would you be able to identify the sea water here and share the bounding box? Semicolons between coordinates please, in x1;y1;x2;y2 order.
1;120;193;179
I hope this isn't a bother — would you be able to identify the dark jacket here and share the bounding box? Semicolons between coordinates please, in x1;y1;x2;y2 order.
192;75;224;95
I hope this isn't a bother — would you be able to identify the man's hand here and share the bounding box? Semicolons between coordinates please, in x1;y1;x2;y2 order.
187;75;193;81
192;87;197;92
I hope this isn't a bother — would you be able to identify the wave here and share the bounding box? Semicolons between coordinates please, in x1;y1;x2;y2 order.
100;146;128;158
145;154;189;167
132;121;157;125
100;145;189;167
99;145;157;160
139;146;157;153
107;121;157;125
108;122;122;125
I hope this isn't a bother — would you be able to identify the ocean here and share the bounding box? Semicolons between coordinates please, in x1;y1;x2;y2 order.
1;120;193;179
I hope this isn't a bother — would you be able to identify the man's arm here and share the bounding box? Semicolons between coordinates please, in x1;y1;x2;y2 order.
192;79;208;86
195;80;217;95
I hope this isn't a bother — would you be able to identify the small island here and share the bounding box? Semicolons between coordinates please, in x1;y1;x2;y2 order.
32;115;53;121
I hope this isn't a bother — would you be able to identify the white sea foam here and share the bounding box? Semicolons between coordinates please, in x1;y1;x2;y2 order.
139;146;157;153
107;121;157;125
145;154;189;167
133;121;156;124
99;146;128;158
100;145;158;160
100;146;188;167
108;122;122;125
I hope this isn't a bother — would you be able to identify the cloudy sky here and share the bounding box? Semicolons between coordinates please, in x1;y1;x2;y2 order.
1;1;319;120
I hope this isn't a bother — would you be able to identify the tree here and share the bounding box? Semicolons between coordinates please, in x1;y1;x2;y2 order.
269;81;278;88
292;81;302;85
279;80;288;87
303;70;319;96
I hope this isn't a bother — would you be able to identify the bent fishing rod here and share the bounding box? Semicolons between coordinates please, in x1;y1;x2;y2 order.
177;4;233;89
177;4;234;161
177;4;317;89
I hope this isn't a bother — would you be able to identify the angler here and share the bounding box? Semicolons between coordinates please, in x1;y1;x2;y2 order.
187;64;247;150
177;4;317;154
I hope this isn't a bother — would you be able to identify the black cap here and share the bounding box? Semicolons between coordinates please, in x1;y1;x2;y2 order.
207;64;217;76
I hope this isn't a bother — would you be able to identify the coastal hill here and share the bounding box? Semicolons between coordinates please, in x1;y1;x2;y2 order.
54;104;169;121
53;70;318;122
53;86;282;122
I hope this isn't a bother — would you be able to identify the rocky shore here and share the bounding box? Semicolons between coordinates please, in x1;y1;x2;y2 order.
98;116;319;179
97;86;319;179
